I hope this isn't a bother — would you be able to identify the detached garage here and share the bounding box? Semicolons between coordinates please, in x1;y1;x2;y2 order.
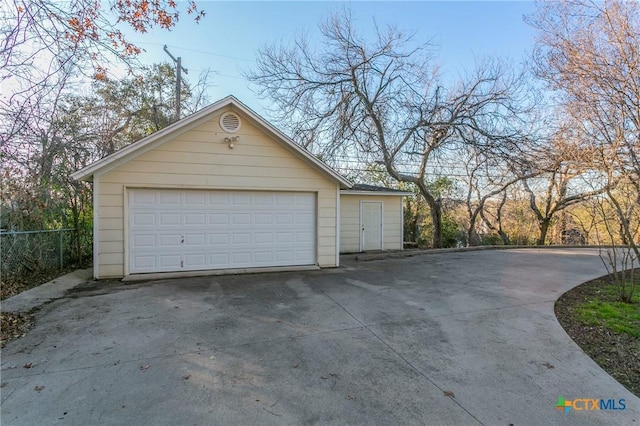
72;96;409;279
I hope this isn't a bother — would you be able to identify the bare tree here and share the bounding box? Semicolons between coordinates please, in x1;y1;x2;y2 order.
459;144;540;246
247;13;533;248
528;0;639;254
521;131;610;245
0;0;206;153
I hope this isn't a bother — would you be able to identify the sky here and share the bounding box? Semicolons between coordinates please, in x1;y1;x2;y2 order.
125;1;539;117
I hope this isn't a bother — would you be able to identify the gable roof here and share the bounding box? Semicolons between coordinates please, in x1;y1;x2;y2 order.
71;95;352;188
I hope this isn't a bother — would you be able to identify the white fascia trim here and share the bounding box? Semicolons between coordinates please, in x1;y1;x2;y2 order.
359;200;364;252
340;191;413;196
400;197;405;251
335;184;340;266
92;179;99;279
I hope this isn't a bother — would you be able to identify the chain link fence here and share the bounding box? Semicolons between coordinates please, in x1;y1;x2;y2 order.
0;228;91;283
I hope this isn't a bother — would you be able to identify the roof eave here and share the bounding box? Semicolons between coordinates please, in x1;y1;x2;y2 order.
340;190;413;196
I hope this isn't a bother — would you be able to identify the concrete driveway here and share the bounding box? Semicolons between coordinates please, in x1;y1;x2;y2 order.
1;248;638;425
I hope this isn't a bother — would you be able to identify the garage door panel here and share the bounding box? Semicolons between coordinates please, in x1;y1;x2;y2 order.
132;234;156;247
159;234;182;247
232;252;252;264
132;191;156;205
159;254;181;269
185;192;206;205
296;212;314;224
276;194;295;205
159;192;181;205
295;250;314;262
209;193;229;205
209;213;228;225
254;194;274;205
254;213;272;225
185;213;206;225
159;213;181;226
184;253;206;267
232;193;251;205
232;213;251;225
254;251;273;262
254;233;273;244
132;255;156;268
184;234;206;246
275;213;293;225
275;232;294;243
210;253;230;266
129;189;316;274
209;234;229;245
132;213;156;226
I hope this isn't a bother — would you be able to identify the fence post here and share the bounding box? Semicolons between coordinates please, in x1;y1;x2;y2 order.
59;231;64;268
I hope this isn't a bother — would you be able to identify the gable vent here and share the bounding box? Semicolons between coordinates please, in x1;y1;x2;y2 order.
220;112;241;133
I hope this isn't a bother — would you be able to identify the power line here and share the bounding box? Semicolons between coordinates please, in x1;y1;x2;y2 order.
132;41;254;63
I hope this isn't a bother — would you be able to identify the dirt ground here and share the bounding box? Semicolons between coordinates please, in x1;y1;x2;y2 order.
555;274;640;397
0;311;34;348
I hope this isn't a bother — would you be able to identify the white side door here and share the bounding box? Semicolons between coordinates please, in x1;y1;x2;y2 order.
361;201;383;251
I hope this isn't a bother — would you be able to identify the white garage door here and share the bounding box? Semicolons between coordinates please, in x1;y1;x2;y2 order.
128;189;316;274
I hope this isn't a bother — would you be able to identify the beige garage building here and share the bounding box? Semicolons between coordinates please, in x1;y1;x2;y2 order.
72;96;410;279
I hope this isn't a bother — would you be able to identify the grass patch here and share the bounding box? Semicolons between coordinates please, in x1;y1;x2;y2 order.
574;283;640;337
556;275;640;397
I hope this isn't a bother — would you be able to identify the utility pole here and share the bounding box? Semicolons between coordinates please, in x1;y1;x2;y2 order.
163;45;188;121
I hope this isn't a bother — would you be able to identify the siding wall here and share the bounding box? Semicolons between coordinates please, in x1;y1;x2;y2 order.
339;195;404;253
95;107;338;278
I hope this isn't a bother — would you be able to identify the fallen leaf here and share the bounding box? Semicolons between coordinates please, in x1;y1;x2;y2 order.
140;365;150;371
543;362;555;369
23;362;32;369
34;386;45;391
443;390;455;398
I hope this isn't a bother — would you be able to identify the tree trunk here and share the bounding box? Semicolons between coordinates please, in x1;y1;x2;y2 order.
467;210;479;247
422;192;443;248
537;220;551;245
498;230;510;245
